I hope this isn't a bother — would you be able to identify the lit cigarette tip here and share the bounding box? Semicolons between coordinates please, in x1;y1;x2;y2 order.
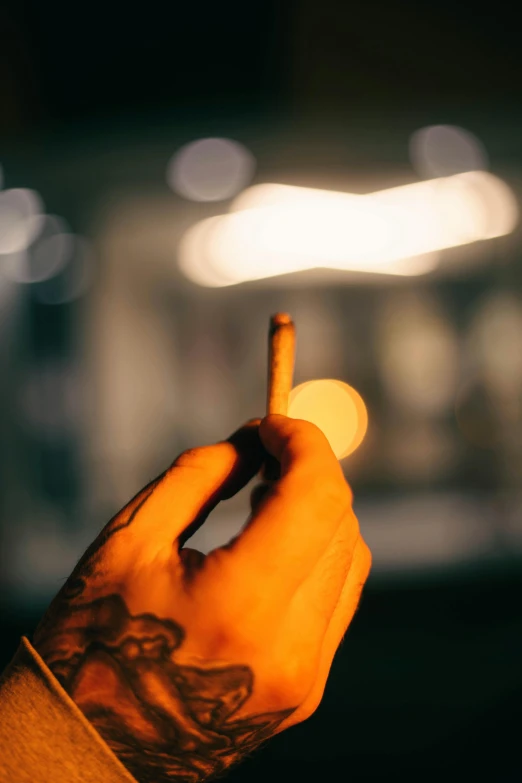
270;312;293;328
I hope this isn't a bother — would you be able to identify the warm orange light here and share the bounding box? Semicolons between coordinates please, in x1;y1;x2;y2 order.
288;379;368;459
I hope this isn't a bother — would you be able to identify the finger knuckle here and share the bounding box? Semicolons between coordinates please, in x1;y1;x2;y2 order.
172;445;220;472
293;418;328;443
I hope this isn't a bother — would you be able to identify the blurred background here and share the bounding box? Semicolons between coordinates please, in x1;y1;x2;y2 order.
1;0;522;779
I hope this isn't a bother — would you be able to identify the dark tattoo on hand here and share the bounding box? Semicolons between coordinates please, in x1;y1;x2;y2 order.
35;583;294;783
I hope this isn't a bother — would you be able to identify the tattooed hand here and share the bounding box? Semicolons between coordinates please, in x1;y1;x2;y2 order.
33;415;371;783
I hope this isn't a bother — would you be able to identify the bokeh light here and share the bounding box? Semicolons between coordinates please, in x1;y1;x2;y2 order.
288;379;368;459
385;420;458;480
378;294;459;416
2;216;73;284
434;170;518;242
410;125;488;179
455;381;498;450
468;292;522;405
166;138;255;202
20;361;84;437
34;236;94;304
178;215;237;287
0;188;45;255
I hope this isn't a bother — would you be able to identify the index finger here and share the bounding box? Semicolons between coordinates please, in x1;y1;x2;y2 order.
217;414;355;600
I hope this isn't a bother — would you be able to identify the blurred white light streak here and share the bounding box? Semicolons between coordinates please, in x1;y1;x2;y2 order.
167;138;255;202
0;189;45;255
231;183;362;212
179;171;518;287
178;215;235;288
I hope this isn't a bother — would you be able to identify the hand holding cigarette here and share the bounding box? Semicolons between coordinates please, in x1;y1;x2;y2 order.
26;316;371;783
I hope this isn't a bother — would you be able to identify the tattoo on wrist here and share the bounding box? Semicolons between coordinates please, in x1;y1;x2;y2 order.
35;581;294;783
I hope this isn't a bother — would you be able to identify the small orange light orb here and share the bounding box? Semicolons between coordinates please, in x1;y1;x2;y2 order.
288;379;368;459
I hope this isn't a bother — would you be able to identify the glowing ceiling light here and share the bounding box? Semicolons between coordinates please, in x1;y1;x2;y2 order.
231;183;363;212
288;379;368;460
178;171;518;287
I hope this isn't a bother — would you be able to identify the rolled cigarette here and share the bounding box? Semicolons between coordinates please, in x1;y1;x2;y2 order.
263;313;296;482
267;313;296;415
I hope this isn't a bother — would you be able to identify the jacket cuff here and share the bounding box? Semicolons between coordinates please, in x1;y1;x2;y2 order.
0;637;137;783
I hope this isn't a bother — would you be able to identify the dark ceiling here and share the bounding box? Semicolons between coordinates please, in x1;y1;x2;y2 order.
1;0;522;138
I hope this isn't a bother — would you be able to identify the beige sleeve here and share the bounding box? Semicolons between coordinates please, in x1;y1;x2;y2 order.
0;637;137;783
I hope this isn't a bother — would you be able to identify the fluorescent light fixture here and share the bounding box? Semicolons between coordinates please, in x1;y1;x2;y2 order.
178;171;518;287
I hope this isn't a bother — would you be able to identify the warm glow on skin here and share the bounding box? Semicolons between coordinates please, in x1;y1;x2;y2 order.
288;380;368;459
